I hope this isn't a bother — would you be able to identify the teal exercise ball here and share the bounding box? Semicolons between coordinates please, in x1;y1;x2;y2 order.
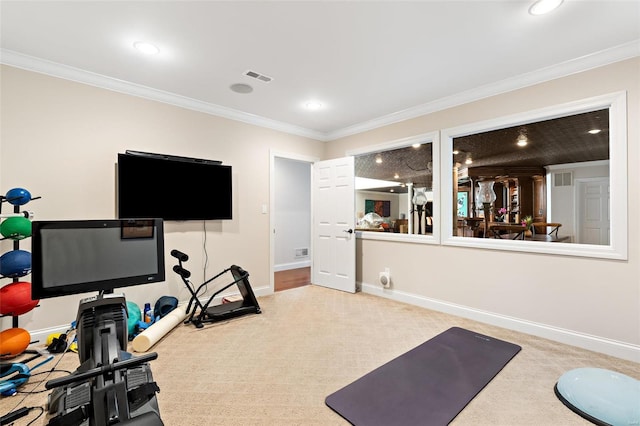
126;301;142;336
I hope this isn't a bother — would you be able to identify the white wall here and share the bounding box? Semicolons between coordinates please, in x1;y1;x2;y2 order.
274;157;311;271
327;58;640;361
0;65;325;337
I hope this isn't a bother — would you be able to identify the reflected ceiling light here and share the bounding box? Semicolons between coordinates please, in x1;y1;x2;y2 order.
133;41;159;55
375;154;382;164
394;173;399;179
588;129;602;134
390;189;395;193
465;157;473;165
516;128;528;147
412;143;421;148
452;150;460;155
529;0;563;15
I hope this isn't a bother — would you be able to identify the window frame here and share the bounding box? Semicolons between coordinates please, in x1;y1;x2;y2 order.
439;91;628;260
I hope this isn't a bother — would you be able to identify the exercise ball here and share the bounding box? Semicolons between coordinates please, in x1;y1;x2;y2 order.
154;296;178;319
0;328;30;359
0;281;39;315
5;188;32;206
0;250;31;278
126;301;142;336
0;217;32;240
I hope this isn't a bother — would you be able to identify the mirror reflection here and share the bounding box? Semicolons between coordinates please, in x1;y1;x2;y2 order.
453;108;610;245
355;143;433;235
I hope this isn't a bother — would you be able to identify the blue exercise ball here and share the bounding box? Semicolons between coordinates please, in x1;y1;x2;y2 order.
5;188;32;206
0;250;32;278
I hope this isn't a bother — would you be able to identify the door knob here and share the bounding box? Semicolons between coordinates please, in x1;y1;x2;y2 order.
343;229;353;234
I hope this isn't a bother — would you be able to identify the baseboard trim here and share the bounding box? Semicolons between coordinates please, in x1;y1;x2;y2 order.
29;325;72;349
361;282;640;363
274;261;311;272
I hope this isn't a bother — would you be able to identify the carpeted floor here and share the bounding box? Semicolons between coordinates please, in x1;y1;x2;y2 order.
2;285;639;425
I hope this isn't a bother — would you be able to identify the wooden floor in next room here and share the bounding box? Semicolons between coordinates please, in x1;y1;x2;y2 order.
275;267;310;292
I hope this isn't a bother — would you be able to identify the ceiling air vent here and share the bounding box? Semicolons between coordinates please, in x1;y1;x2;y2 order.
244;70;273;83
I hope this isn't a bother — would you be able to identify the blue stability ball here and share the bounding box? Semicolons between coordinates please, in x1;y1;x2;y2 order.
5;188;32;206
555;367;640;425
0;250;32;278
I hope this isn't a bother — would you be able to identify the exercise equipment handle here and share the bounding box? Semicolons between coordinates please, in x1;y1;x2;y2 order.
172;265;191;279
170;249;188;262
45;352;158;390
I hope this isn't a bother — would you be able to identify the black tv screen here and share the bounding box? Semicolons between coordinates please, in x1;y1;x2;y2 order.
31;219;165;300
117;151;232;220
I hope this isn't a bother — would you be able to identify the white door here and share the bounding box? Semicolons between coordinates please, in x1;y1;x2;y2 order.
312;157;356;293
576;178;610;245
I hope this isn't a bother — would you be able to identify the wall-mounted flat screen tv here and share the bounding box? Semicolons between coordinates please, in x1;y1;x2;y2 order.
117;151;232;220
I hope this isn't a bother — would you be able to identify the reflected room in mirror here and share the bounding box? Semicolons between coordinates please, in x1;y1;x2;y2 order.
453;108;610;245
355;143;433;235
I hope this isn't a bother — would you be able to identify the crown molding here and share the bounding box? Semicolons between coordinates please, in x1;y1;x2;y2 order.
0;49;326;142
325;39;640;141
2;40;638;143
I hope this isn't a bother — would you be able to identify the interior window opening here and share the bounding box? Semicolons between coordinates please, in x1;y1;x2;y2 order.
355;142;434;236
453;108;610;245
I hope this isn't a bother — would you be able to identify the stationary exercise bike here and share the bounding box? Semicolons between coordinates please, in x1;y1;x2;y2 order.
171;250;261;328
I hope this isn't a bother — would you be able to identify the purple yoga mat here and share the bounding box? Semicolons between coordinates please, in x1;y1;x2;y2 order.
326;327;521;425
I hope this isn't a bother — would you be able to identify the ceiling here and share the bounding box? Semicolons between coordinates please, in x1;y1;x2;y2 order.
1;1;638;141
354;108;609;193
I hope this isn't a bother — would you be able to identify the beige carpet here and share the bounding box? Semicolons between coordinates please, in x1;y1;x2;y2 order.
2;285;639;425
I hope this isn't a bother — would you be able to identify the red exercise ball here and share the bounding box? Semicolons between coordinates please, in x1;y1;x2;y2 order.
0;327;30;359
0;281;39;315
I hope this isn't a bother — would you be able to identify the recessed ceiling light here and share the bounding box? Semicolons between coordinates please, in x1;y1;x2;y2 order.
230;83;253;94
452;150;460;155
529;0;563;16
588;129;602;134
465;157;473;165
133;41;159;55
304;101;323;111
394;173;399;179
516;136;528;147
375;154;383;164
412;143;421;149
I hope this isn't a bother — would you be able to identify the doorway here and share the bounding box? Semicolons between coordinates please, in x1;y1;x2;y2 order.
576;177;610;245
270;152;316;292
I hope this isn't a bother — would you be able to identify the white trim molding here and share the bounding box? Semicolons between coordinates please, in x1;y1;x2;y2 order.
440;91;628;260
2;40;638;142
361;282;640;363
0;49;326;142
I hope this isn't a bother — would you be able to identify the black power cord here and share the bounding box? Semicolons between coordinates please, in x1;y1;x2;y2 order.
0;405;43;425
